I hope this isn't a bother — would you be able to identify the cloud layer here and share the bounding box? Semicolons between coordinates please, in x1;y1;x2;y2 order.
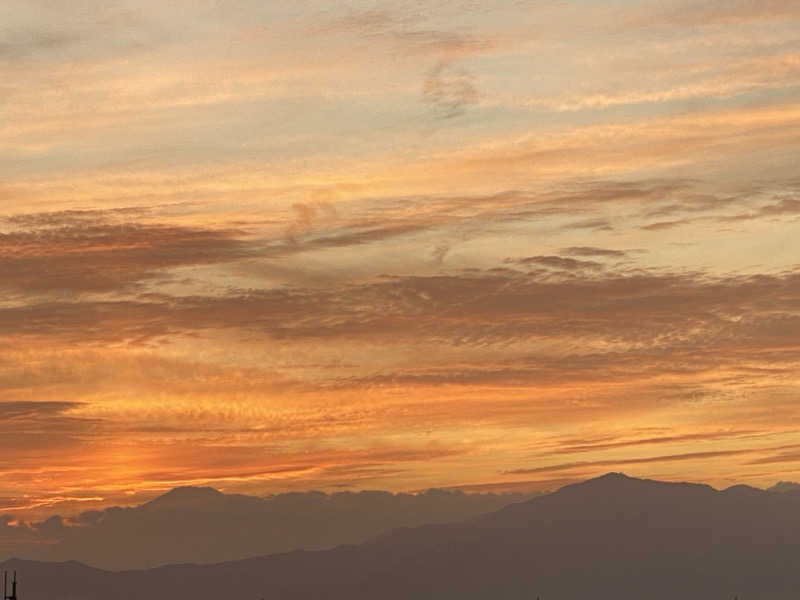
1;0;800;518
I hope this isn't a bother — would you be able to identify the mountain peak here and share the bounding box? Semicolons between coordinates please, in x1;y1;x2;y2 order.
563;471;640;490
768;481;800;493
722;484;763;497
548;471;716;503
593;471;633;481
144;486;224;509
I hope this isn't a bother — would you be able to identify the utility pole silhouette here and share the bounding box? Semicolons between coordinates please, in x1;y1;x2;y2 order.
3;571;18;600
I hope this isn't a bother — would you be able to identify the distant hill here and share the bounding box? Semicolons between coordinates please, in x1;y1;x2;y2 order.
6;473;800;600
1;486;531;570
767;480;800;494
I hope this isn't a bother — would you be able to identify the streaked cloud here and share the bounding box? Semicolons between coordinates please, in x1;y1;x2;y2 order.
0;221;253;294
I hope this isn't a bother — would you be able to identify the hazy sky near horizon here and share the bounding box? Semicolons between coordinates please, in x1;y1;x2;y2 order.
2;0;800;518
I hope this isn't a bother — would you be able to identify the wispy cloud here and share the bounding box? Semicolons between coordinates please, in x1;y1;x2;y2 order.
318;8;498;59
422;60;479;119
562;246;627;257
0;220;253;294
506;448;767;476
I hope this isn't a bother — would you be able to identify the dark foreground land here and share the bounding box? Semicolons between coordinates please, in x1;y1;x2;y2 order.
5;473;800;599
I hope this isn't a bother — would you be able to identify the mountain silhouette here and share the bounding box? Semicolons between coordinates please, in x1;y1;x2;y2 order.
139;486;227;510
2;486;529;570
767;480;800;494
5;472;800;599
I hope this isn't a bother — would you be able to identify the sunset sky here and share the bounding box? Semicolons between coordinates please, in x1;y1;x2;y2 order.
2;0;800;519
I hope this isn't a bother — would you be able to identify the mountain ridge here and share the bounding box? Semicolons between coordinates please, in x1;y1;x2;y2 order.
5;472;800;599
1;485;532;570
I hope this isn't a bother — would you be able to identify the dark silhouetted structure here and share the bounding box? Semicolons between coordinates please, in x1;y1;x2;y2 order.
3;571;17;600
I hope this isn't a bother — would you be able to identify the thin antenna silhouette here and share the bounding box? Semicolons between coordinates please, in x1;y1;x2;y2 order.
3;571;17;600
